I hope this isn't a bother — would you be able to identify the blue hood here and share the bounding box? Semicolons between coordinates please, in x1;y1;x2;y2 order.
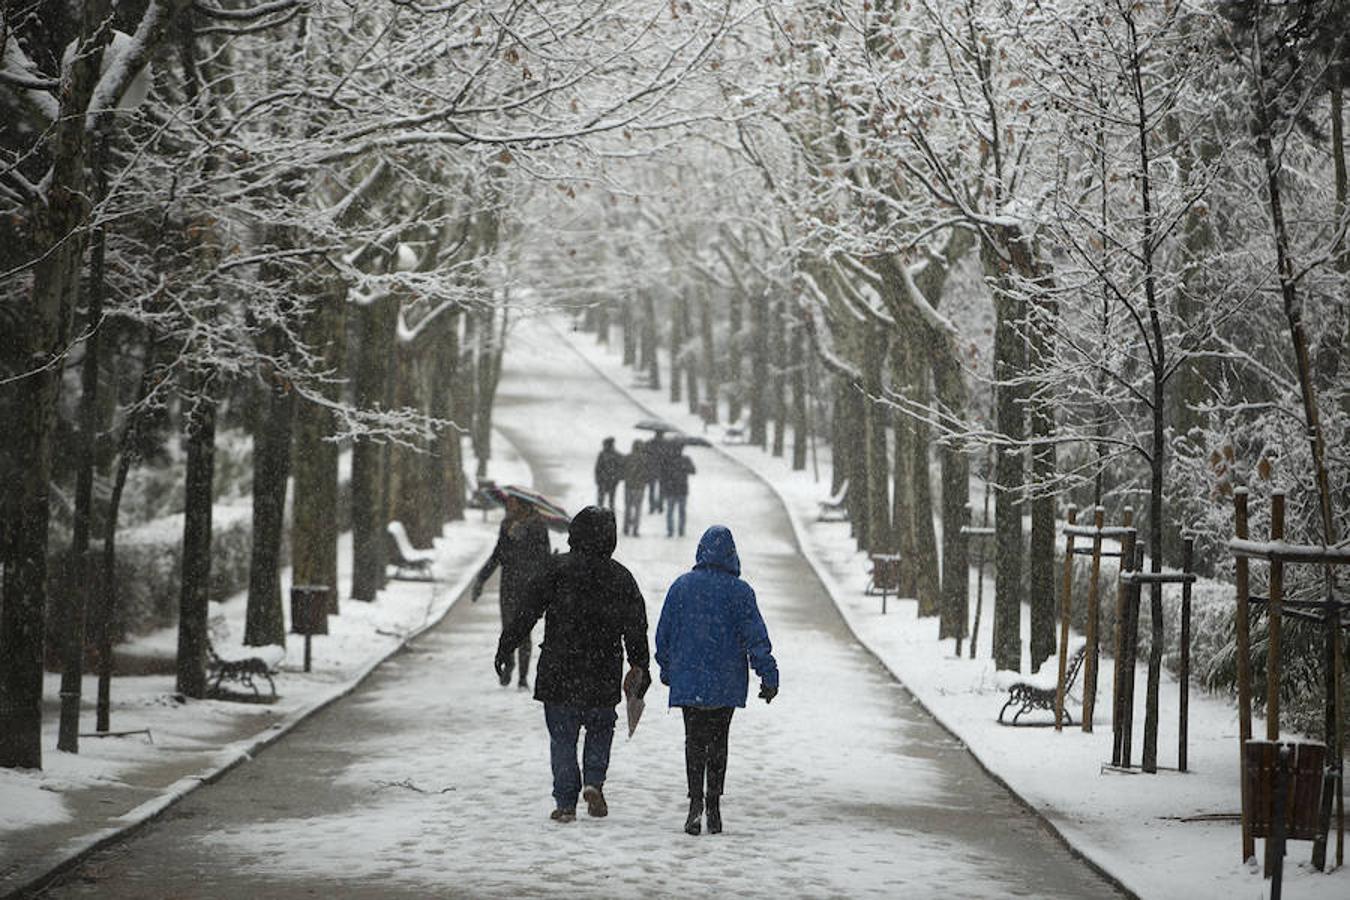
694;525;740;576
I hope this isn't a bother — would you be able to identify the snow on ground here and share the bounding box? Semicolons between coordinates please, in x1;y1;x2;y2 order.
560;318;1349;900
0;438;530;895
143;314;1115;899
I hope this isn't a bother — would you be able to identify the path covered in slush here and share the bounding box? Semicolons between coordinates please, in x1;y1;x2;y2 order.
43;319;1122;898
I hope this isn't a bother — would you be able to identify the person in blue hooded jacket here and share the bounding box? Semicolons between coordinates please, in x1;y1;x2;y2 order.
655;525;778;837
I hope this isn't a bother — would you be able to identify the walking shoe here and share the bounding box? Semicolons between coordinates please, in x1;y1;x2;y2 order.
549;808;576;823
517;678;530;691
706;796;722;834
582;785;608;818
684;797;703;836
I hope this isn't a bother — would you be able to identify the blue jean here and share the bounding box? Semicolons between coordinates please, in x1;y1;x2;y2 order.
665;494;687;537
543;704;617;809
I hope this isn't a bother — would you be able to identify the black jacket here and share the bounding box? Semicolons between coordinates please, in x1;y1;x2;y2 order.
594;446;626;490
474;516;551;607
498;506;649;707
661;454;695;497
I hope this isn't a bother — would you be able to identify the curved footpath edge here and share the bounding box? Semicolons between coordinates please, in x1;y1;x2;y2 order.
554;321;1139;900
3;435;521;900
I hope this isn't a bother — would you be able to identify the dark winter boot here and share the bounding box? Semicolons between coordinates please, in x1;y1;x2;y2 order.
705;795;722;834
684;797;703;836
582;784;608;818
549;808;576;823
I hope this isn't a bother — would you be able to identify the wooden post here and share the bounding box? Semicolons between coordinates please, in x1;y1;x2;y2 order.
1055;506;1078;731
1112;523;1138;766
1082;507;1105;733
1111;509;1134;763
955;504;972;658
1268;491;1285;742
1179;537;1194;773
1122;545;1145;767
1235;489;1255;862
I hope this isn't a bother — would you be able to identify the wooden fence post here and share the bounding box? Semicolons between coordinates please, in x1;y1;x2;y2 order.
1179;537;1194;773
1055;505;1078;731
1235;488;1255;862
1268;491;1285;743
1082;507;1105;733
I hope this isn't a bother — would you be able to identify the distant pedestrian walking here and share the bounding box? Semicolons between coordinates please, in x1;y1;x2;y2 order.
496;506;652;823
623;440;647;537
472;495;552;689
646;431;672;512
661;446;695;538
655;525;778;836
594;436;625;510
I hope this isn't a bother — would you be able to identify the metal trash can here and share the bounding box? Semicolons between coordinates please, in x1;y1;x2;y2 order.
290;584;331;637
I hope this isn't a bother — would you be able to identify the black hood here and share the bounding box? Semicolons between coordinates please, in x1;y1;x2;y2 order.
568;505;616;557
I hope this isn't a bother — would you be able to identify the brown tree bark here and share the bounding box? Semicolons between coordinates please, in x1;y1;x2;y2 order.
291;283;346;614
177;383;217;699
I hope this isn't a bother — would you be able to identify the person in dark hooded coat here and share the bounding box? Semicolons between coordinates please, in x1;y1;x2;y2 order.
593;436;625;510
622;439;647;536
496;506;652;823
471;496;551;689
655;525;778;836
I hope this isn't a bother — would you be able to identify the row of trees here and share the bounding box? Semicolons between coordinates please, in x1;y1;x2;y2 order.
3;0;1346;773
534;0;1347;716
1;1;737;769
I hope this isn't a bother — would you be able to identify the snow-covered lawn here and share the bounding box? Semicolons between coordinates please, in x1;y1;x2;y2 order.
0;439;530;895
560;318;1348;900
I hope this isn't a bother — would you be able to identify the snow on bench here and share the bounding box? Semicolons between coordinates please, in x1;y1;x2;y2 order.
387;520;437;580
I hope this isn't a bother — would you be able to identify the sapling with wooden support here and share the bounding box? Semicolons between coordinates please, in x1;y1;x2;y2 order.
961;494;994;660
1114;539;1197;773
1054;507;1132;733
1228;488;1348;872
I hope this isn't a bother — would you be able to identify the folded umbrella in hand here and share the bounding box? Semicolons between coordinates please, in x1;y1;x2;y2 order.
622;666;647;738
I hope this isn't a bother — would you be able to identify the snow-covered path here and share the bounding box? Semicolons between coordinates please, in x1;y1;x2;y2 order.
41;318;1121;898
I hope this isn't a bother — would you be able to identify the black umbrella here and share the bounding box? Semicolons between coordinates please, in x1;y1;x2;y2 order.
670;434;711;448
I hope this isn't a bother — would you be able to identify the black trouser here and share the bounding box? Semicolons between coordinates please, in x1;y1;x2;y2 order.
682;707;734;799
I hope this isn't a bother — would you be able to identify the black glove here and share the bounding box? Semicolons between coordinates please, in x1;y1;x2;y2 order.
637;667;653;699
494;652;510;681
759;683;778;704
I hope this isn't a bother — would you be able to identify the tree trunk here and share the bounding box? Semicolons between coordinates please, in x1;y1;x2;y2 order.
622;296;637;367
57;125;110;752
838;382;869;550
670;290;683;405
244;367;293;647
1028;297;1058;672
472;309;496;479
291;284;346;614
749;292;768;448
177;386;217;699
683;290;699;414
701;290;718;424
728;291;743;425
934;348;971;641
350;294;398;603
790;313;808;471
2;3;109;769
767;299;783;456
990;242;1027;672
862;328;891;554
438;309;466;524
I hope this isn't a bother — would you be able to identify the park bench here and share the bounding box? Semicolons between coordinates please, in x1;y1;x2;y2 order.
386;520;436;580
817;479;850;522
466;478;497;520
207;640;283;698
721;417;747;445
998;643;1087;726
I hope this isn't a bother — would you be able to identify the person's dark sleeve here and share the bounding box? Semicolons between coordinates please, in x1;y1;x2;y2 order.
621;571;650;672
737;584;778;689
686;457;696;476
595;452;603;484
498;571;551;658
473;528;504;591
